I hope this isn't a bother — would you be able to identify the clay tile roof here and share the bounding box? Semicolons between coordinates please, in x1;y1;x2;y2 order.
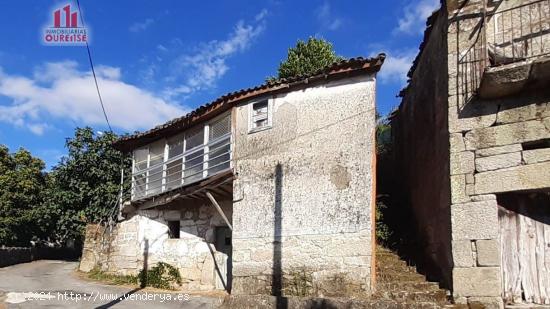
113;54;386;152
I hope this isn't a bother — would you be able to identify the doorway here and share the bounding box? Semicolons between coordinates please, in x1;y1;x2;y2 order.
498;192;550;305
214;226;232;291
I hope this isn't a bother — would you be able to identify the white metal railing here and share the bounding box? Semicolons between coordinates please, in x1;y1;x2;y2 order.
131;114;232;201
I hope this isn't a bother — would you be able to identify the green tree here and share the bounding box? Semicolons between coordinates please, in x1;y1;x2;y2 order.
272;37;344;80
44;127;130;245
0;146;47;246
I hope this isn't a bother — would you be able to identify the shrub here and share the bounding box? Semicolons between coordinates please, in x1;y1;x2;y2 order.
139;262;182;290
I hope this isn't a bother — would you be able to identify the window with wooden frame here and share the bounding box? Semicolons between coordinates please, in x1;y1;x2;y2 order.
249;99;272;133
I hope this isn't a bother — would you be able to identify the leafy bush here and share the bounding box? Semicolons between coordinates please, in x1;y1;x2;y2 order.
139;262;182;290
375;199;394;246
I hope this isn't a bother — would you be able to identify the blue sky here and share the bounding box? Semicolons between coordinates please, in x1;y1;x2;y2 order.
0;0;439;169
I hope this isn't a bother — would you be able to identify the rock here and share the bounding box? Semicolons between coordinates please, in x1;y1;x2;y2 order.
448;105;497;133
464;118;550;149
467;296;504;309
478;61;530;99
475;239;500;267
450;151;475;175
451;200;498;240
475;161;550;194
164;210;181;221
452;240;474;267
471;194;496;202
453;267;501;297
523;148;550;164
451;175;469;204
450;133;466;153
475;152;521;172
475;144;522;157
497;99;550;124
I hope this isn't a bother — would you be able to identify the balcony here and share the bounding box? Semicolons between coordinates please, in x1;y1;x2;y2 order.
131;114;232;202
457;0;550;105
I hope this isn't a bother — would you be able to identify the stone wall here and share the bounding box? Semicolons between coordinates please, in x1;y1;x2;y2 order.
392;8;453;288
80;199;232;291
0;247;81;268
446;0;550;305
0;247;32;267
231;74;376;297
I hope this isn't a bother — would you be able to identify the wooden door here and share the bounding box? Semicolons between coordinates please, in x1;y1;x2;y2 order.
498;192;550;305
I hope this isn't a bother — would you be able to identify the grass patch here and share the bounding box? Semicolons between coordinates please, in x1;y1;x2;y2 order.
86;262;182;290
87;267;139;285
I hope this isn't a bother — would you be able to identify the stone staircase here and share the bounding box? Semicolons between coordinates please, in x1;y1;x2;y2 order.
373;246;451;308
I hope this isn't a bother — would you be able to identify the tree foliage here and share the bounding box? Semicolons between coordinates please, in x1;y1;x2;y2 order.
0;127;130;247
43;127;131;245
0;146;47;246
272;37;344;80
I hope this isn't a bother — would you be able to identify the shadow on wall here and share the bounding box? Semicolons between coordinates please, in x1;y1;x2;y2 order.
140;238;149;288
207;240;229;292
273;163;288;309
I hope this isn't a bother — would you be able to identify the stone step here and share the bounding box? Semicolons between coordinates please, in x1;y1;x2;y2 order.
374;289;448;303
222;295;448;309
376;257;409;267
360;300;445;309
376;263;417;273
376;281;441;292
377;270;427;283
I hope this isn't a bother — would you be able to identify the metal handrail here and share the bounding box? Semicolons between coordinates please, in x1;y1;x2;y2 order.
457;0;550;105
131;133;232;200
133;140;231;179
132;133;231;174
133;160;232;199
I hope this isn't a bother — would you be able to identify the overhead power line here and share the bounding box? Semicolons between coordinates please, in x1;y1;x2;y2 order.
75;0;113;133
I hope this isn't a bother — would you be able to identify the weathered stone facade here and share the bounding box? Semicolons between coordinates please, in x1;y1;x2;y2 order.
82;60;381;299
231;75;376;297
80;200;232;291
394;0;550;306
391;6;453;289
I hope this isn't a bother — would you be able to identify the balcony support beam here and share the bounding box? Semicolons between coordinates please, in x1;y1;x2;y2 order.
206;191;233;231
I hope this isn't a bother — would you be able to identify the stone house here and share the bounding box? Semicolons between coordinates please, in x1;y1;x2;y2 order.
392;0;550;306
79;55;384;296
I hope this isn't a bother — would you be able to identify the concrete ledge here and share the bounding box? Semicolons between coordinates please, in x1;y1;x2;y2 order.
479;61;531;99
478;56;550;100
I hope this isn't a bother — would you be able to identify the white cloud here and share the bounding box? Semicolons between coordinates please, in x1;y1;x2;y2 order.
0;61;187;135
315;1;343;31
159;10;268;99
129;18;154;32
395;0;440;35
376;49;417;85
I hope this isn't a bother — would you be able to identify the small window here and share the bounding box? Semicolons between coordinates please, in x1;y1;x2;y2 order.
168;221;180;239
249;99;271;132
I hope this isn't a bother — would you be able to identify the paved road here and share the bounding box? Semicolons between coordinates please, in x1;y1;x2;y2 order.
0;260;224;308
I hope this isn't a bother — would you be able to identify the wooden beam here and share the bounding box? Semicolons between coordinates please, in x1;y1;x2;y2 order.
206;191;232;231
